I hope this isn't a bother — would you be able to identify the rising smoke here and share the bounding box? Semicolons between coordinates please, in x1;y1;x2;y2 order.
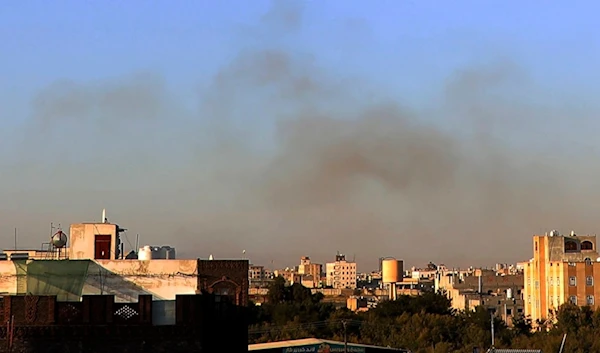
2;1;600;269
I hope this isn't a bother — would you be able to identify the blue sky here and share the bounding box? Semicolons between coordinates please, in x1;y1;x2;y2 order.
2;0;598;123
1;1;600;267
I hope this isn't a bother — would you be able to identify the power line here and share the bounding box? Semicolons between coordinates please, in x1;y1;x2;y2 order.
248;319;363;335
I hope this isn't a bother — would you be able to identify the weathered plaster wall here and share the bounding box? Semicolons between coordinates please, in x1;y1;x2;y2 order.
69;223;119;260
94;259;198;301
0;261;18;295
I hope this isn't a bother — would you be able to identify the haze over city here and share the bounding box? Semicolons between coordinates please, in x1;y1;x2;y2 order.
1;1;600;270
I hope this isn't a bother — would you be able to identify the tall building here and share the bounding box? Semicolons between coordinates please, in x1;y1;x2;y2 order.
325;253;357;289
297;256;322;288
524;230;599;324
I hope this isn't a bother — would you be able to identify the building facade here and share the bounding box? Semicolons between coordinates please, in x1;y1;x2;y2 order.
524;230;600;324
1;220;249;305
298;256;323;288
325;253;357;289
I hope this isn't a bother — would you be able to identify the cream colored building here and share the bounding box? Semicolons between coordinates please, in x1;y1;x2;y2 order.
0;220;247;303
298;256;322;288
524;230;600;324
325;253;356;289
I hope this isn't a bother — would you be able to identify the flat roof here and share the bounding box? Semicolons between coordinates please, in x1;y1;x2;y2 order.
249;338;406;351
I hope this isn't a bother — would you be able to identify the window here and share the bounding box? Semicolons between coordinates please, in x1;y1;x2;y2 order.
549;277;554;286
565;240;578;252
587;276;594;286
570;296;578;305
507;308;512;315
569;276;577;286
535;281;539;288
585;258;593;266
527;295;531;304
582;241;594;250
587;295;595;305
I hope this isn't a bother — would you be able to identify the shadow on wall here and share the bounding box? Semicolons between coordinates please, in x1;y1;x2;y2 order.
14;260;157;302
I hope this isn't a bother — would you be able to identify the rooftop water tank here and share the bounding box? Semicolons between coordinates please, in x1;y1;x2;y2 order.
51;230;68;248
138;246;153;261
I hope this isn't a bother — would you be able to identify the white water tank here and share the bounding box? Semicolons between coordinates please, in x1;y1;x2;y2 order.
138;246;153;261
382;258;403;283
507;288;513;299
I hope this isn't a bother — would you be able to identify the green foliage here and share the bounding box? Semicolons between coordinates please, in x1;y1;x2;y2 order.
249;285;600;352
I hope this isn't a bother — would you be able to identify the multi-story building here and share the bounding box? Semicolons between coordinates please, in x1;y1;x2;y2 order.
274;268;301;285
298;256;322;288
325;253;357;289
435;268;524;324
524;230;600;324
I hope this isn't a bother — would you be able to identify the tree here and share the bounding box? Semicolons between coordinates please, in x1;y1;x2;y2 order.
266;276;286;304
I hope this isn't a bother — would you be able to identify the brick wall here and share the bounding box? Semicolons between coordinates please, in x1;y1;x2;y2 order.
0;294;247;353
197;259;249;306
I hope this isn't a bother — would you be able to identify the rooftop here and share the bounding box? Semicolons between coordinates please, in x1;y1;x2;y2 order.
248;338;408;351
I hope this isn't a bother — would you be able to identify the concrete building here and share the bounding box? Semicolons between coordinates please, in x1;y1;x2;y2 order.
326;253;357;289
297;256;322;288
436;268;524;324
274;268;301;285
524;230;600;324
249;264;266;280
0;219;249;304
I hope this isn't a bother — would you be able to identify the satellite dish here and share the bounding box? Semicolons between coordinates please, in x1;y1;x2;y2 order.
51;230;68;248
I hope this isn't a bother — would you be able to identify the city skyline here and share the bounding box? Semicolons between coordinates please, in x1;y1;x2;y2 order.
3;1;600;271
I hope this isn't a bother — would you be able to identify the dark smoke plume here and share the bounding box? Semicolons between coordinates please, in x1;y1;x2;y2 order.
2;1;599;270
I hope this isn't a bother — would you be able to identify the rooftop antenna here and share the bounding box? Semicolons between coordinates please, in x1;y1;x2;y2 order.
14;228;17;250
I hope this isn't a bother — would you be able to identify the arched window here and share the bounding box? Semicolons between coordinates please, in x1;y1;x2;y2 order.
581;241;594;251
564;240;578;252
585;258;593;266
209;278;240;305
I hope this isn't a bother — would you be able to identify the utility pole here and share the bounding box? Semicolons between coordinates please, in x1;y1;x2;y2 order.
342;320;348;353
490;313;495;352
